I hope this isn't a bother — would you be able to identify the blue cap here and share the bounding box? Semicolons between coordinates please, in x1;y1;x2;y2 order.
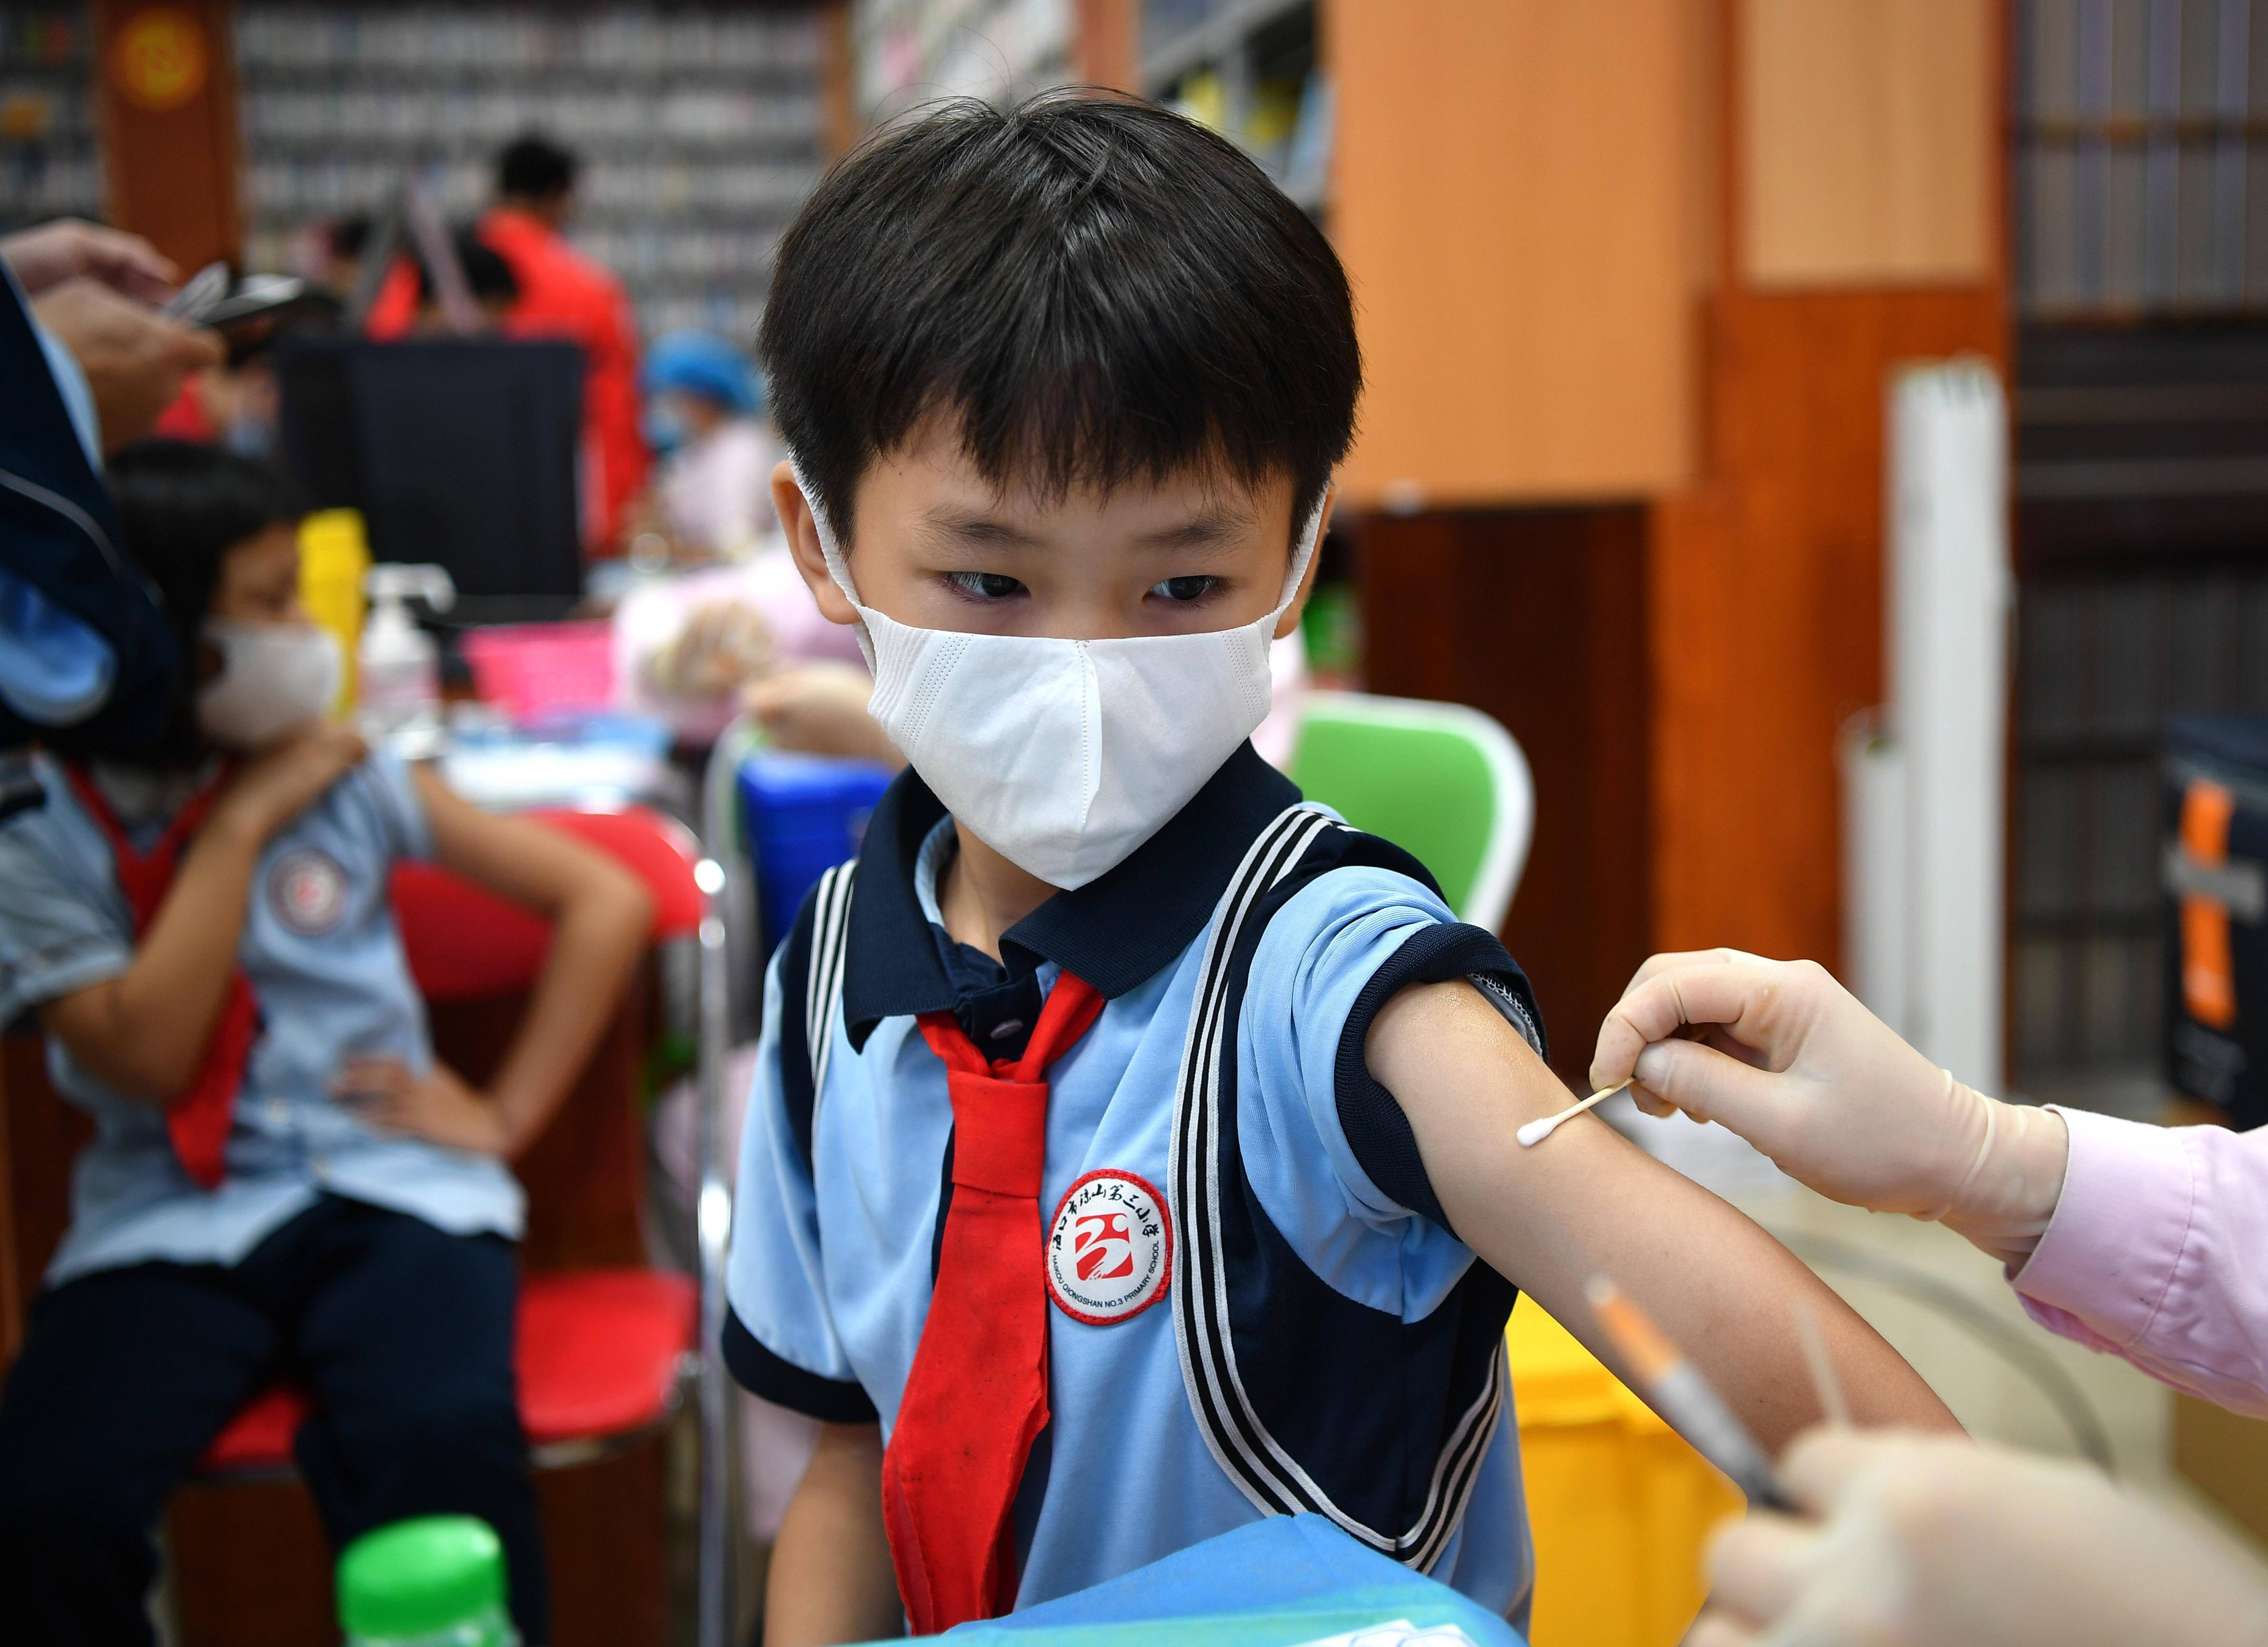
642;330;762;416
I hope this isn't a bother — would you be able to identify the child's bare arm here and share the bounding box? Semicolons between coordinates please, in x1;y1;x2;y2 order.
341;770;652;1158
766;1421;901;1647
41;725;367;1101
1368;979;1959;1452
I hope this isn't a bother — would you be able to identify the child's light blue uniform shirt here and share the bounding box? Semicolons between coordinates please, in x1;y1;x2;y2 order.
0;752;522;1285
725;748;1548;1625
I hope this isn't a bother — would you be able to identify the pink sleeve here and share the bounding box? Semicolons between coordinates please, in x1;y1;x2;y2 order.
2012;1105;2268;1416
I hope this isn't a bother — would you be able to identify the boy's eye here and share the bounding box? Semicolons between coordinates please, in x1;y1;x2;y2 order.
1150;575;1220;603
946;572;1026;601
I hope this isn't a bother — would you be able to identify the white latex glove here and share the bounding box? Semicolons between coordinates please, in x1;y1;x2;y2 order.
1691;1429;2268;1647
1589;952;2067;1261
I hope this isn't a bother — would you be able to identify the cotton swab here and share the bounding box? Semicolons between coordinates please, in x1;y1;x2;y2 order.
1516;1080;1631;1148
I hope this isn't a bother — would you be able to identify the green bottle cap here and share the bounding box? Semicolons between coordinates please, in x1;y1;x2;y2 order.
338;1516;507;1641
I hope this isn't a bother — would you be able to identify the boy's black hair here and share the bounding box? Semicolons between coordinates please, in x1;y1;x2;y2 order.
759;90;1360;542
78;442;308;767
416;229;521;308
497;133;579;202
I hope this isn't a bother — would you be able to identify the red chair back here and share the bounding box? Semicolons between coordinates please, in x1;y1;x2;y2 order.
390;806;704;1002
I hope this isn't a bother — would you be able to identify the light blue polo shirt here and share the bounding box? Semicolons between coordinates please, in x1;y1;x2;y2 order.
725;747;1547;1624
0;751;523;1285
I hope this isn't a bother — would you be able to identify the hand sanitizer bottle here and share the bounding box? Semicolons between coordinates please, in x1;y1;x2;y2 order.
358;564;456;754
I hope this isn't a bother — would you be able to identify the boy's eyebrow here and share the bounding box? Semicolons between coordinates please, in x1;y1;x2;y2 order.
919;508;1047;549
916;506;1258;554
1131;512;1252;552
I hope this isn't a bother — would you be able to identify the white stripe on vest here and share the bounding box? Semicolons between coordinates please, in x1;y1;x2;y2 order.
1168;803;1504;1570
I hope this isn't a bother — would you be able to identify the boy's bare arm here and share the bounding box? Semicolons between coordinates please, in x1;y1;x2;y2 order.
1367;980;1959;1452
41;725;366;1101
339;770;652;1157
767;1421;901;1647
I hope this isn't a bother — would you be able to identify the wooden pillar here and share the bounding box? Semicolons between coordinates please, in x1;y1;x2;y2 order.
91;0;240;271
1361;509;1654;1080
1074;0;1140;94
816;1;858;159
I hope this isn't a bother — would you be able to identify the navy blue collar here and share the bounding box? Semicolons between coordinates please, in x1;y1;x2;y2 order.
840;743;1302;1050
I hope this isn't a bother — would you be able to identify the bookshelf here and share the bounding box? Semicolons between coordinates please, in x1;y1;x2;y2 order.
2015;0;2268;316
0;5;103;237
233;4;826;343
1142;0;1324;213
849;0;1076;120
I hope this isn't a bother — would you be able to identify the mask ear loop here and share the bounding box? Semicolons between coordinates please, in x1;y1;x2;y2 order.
1276;495;1329;616
786;458;878;669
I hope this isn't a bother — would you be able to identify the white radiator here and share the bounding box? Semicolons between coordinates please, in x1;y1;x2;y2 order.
1842;360;2010;1094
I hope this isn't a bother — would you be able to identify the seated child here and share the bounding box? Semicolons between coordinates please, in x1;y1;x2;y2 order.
0;441;652;1645
725;94;1959;1647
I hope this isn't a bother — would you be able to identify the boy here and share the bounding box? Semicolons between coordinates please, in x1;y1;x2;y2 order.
725;94;1956;1646
0;442;653;1644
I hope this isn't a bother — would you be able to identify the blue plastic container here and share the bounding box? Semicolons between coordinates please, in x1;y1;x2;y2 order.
738;749;896;951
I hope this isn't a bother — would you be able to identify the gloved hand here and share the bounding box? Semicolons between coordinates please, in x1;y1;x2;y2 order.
1588;951;2067;1260
1691;1429;2268;1647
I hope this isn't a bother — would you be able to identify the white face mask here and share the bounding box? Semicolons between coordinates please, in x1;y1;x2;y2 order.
795;464;1322;890
197;620;342;749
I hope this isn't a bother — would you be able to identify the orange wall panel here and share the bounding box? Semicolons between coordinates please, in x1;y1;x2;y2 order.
1329;0;1698;507
1743;0;1996;287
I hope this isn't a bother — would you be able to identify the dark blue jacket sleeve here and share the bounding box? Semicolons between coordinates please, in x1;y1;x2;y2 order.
0;267;179;757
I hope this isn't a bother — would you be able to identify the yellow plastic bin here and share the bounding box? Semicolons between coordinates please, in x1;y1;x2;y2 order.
298;508;371;716
1509;1294;1743;1647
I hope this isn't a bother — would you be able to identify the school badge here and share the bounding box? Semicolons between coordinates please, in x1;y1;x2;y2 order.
1044;1170;1171;1325
269;848;350;935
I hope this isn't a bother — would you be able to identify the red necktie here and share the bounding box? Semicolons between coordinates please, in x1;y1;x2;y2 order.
64;764;257;1191
882;970;1106;1634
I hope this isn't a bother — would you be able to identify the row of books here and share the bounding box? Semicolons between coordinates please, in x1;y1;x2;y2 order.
244;88;818;150
2015;0;2268;314
237;3;823;342
852;0;1072;119
238;9;817;76
245;157;816;225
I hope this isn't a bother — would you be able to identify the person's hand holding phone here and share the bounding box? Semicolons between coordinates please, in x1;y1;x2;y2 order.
0;218;177;301
29;278;223;452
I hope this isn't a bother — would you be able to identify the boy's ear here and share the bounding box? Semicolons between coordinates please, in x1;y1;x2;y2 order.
1271;481;1334;642
771;461;860;627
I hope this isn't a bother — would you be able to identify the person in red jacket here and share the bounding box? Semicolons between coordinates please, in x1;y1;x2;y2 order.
483;135;648;554
366;136;649;556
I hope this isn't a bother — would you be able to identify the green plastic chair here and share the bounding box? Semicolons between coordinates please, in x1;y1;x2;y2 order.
1288;691;1535;930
